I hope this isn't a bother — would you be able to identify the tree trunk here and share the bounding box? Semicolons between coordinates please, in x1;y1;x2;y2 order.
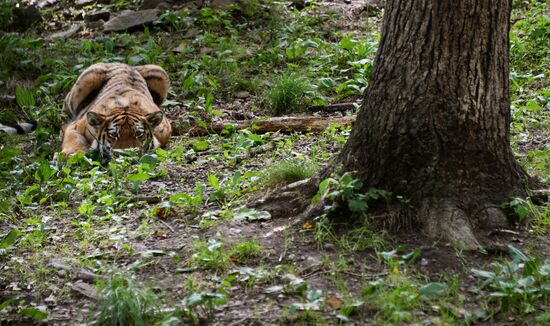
334;0;533;247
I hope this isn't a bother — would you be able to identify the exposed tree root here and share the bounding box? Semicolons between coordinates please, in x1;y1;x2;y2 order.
420;199;481;249
251;177;319;219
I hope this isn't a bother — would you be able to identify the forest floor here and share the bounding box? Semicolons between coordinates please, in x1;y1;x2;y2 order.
0;0;549;325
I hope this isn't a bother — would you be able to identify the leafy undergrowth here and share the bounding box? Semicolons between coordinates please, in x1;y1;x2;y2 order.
0;0;549;324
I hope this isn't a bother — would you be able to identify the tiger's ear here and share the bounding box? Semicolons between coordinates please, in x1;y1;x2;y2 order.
64;63;113;118
87;111;106;127
135;65;170;107
146;111;164;128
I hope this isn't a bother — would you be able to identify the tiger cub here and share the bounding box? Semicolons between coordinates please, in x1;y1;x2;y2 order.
61;63;172;155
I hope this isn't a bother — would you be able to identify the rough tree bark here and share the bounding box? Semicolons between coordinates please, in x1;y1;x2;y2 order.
330;0;534;247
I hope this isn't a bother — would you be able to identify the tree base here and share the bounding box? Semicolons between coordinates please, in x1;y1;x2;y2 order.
252;179;526;249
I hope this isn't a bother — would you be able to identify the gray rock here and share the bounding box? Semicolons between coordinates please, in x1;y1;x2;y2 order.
235;91;250;99
210;0;236;9
139;0;171;10
84;10;110;22
103;9;160;32
75;0;95;8
49;23;83;40
85;20;104;30
156;2;172;10
37;0;57;8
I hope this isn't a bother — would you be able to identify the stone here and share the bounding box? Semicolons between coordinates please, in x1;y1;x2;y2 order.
139;0;171;10
182;28;199;39
84;10;110;22
172;43;187;53
48;23;83;40
210;0;236;9
235;91;250;99
85;20;104;29
36;0;57;8
103;9;160;32
156;2;171;10
75;0;95;7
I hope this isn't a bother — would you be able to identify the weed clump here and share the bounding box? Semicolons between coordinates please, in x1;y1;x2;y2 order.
267;74;312;115
93;274;160;326
264;160;317;187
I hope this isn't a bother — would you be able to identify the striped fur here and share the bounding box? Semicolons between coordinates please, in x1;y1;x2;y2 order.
0;121;37;135
61;63;172;155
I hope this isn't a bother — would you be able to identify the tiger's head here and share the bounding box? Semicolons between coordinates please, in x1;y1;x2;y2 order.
87;108;164;154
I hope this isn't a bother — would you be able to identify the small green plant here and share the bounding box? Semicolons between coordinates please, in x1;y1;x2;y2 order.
501;197;530;221
93;274;161;326
263;160;317;187
471;245;550;318
361;276;419;323
167;183;205;217
230;239;263;262
267;74;312;115
313;172;390;217
0;229;22;256
285;38;320;61
280;309;328;325
190;238;230;271
178;279;229;324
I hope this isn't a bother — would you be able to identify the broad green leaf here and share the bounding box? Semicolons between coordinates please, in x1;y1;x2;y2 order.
419;282;447;300
18;307;47;320
140;250;166;257
319;78;336;88
232;170;242;184
127;172;150;183
340;34;355;51
208;174;219;190
192;139;210;152
0;298;15;311
518;276;535;288
312;178;332;204
264;285;284;294
471;268;496;279
34;161;56;183
401;249;421;261
508;245;529;262
348;198;368;213
379;249;397;261
182;292;205;307
140;154;158;169
1;229;22;249
302;39;319;48
233;208;271;222
306;289;323;301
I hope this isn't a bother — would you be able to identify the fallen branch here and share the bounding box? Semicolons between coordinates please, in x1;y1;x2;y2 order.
172;115;356;136
308;102;358;112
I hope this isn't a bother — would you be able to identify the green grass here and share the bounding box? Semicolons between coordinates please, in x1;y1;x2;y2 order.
230;239;263;262
263;159;317;187
266;74;313;115
93;274;161;326
190;238;230;271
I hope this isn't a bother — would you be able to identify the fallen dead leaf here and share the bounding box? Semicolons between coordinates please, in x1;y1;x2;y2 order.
325;294;343;309
154;230;168;239
153;207;171;218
